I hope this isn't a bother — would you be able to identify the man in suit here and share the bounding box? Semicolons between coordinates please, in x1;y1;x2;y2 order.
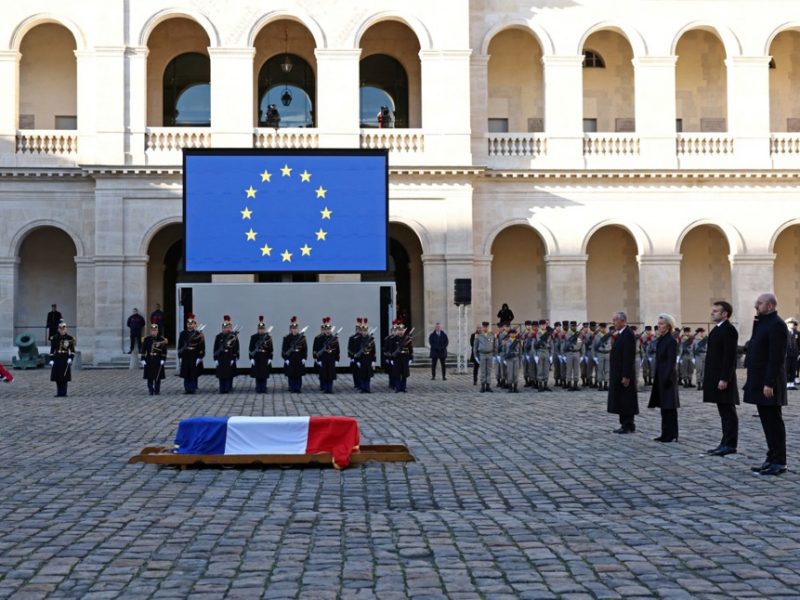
607;311;638;433
744;293;789;476
46;304;62;341
703;301;740;457
429;323;449;380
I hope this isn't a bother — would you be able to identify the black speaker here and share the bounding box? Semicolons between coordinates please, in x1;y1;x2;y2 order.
180;287;192;314
454;278;472;305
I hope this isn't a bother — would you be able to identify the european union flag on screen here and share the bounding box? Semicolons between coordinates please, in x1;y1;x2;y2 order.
183;150;388;272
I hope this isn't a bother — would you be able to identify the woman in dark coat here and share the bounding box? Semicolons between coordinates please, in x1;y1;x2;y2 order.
648;313;680;442
497;303;514;327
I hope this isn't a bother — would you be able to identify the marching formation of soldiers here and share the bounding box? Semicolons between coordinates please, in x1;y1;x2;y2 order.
471;319;713;394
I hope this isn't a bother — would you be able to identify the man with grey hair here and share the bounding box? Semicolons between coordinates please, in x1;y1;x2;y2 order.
744;293;788;476
608;311;638;433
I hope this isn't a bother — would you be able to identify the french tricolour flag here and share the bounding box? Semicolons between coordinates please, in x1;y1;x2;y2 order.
174;416;360;466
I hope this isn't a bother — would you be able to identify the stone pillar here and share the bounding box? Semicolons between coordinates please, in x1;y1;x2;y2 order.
75;50;97;163
0;51;19;164
637;254;682;326
541;55;584;169
209;48;256;148
74;257;95;364
545;254;587;320
127;46;149;165
472;255;492;324
421;254;446;338
315;49;360;148
727;56;771;169
93;47;127;164
633;57;678;168
730;253;776;342
420;50;472;165
93;186;124;359
470;54;490;164
0;257;19;360
123;257;148;329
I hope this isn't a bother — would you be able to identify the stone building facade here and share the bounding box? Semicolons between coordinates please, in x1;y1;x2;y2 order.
1;0;800;362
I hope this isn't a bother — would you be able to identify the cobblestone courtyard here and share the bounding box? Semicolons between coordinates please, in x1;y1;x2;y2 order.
1;368;799;599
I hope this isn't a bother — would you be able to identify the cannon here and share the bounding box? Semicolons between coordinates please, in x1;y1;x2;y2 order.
12;332;47;369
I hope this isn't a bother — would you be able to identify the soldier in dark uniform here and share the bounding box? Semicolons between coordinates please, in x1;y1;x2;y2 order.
282;316;307;393
469;324;481;385
46;304;62;341
48;321;75;397
348;319;363;390
177;313;204;394
392;321;413;393
140;323;167;395
314;316;340;394
383;321;400;390
249;316;273;393
213;315;239;394
353;318;376;393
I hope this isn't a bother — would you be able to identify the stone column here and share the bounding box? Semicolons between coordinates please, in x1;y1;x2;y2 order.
633;57;678;168
0;51;19;163
470;54;490;164
74;257;95;364
126;46;149;165
730;253;776;342
93;47;126;164
209;48;256;148
541;55;584;169
472;255;492;324
93;186;124;359
75;50;97;163
421;254;446;337
545;254;587;320
314;49;361;148
727;56;771;169
637;254;682;326
123;256;149;328
0;257;19;360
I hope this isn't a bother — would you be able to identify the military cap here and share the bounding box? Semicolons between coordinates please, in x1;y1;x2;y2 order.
644;325;652;331
524;320;532;326
599;322;607;327
481;321;490;327
257;315;266;329
589;321;597;327
695;327;705;333
538;319;547;325
683;326;691;332
569;321;577;326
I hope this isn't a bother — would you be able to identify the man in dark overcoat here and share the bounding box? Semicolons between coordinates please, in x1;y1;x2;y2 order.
607;311;638;433
744;293;788;475
703;301;739;456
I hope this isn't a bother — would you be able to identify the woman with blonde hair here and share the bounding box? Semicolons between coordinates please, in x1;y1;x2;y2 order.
648;313;680;442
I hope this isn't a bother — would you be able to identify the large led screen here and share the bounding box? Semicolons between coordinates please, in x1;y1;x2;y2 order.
184;149;388;272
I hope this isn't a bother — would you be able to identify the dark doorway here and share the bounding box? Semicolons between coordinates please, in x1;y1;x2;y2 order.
163;240;211;344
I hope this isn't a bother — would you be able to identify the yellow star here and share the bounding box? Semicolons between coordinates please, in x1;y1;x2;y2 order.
300;244;312;256
281;164;292;177
315;228;327;241
245;228;257;241
245;186;257;198
320;207;332;219
315;186;327;199
281;249;292;262
260;170;272;182
300;170;311;182
260;243;272;256
241;207;252;219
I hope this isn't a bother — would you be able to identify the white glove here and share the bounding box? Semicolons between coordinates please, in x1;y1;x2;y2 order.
214;360;219;367
160;360;165;366
284;360;289;366
302;360;306;366
372;362;376;368
140;361;146;368
316;361;321;367
250;359;255;366
49;361;54;366
230;360;235;366
67;358;72;365
409;360;414;365
268;360;272;366
195;358;202;366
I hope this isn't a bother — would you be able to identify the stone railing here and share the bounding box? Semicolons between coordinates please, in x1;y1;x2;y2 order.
145;127;211;152
770;133;800;154
254;128;319;149
486;133;546;157
360;129;424;153
583;133;639;155
676;133;734;155
16;130;78;155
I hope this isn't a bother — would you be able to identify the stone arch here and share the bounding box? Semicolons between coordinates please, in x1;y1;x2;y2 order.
771;220;800;319
387;215;431;255
769;218;800;253
580;220;651;256
247;10;326;49
10;13;86;51
584;225;641;322
490;223;548;322
138;216;183;256
675;219;743;255
484;218;554;255
138;7;220;47
577;22;647;57
764;21;800;55
352;12;432;51
678;223;733;325
480;19;555;56
9;219;85;258
670;22;741;57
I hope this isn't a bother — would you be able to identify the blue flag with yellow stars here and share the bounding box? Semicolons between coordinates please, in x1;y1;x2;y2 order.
184;150;388;272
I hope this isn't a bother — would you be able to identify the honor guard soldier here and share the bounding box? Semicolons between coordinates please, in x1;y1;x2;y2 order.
639;326;655;386
534;319;553;392
141;323;167;395
282;316;307;393
522;321;536;387
213;315;239;394
383;321;400;390
584;322;598;387
353;318;376;393
314;317;340;394
249;316;273;393
48;321;75;397
495;323;510;388
693;328;708;390
473;321;495;393
564;321;584;391
593;323;614;391
678;327;695;387
391;321;413;393
552;322;565;387
348;319;363;389
630;325;641;390
644;325;657;386
177;313;204;394
504;328;522;393
579;323;592;387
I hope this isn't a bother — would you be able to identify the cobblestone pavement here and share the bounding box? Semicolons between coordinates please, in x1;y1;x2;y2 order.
1;368;799;599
